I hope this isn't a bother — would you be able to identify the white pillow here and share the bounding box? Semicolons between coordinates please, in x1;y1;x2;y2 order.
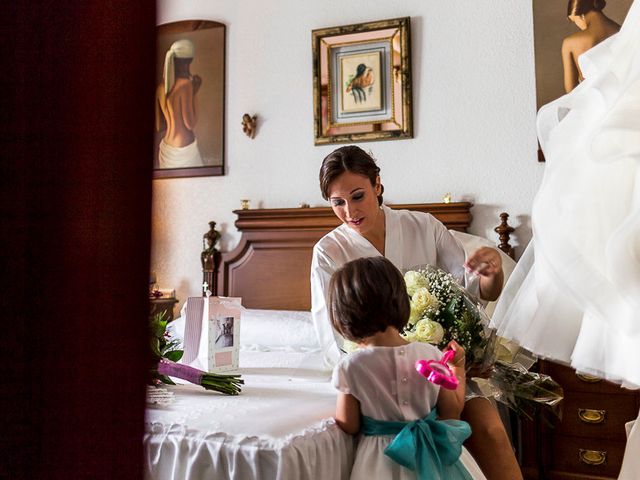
168;307;319;352
240;308;319;351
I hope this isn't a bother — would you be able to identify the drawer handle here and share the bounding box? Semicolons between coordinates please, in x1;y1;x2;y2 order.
579;449;607;466
576;372;602;383
578;408;606;424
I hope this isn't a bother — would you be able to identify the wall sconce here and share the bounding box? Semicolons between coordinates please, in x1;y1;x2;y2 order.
242;113;257;139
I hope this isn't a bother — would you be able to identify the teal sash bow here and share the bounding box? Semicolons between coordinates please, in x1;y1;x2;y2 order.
361;409;473;480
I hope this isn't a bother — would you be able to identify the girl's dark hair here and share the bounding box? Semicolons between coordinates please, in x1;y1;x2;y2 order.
568;0;606;16
328;257;409;342
319;145;384;206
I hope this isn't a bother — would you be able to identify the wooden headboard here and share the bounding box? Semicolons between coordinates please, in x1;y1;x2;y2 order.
214;202;485;310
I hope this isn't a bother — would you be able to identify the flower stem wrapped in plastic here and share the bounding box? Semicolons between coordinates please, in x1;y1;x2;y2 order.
150;313;243;395
402;265;562;419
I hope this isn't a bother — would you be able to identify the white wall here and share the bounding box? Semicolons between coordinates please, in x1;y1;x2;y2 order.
153;0;544;307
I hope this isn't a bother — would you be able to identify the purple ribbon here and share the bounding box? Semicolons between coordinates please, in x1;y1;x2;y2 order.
158;359;203;385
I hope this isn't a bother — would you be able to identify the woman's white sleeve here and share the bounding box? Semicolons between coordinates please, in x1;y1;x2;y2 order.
310;248;343;368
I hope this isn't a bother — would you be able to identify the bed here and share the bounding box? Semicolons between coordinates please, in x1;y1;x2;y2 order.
143;202;515;480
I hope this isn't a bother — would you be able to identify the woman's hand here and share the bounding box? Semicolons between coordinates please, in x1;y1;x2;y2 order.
464;246;502;277
464;247;504;301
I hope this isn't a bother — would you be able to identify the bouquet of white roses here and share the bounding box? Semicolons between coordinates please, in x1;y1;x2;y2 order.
402;265;563;420
403;266;493;368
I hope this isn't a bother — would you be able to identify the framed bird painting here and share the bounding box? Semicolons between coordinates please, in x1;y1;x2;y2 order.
312;17;413;145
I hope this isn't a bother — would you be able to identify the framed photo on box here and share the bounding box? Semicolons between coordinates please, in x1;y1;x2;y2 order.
312;17;413;145
154;20;225;178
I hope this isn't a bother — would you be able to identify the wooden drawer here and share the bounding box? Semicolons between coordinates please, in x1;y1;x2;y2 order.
542;361;632;395
551;390;638;440
546;434;626;479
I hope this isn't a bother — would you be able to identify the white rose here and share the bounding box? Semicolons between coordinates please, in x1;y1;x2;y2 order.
411;287;439;315
408;300;424;325
413;319;445;344
404;271;429;297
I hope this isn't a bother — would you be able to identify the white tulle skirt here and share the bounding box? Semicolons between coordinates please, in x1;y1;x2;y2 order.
491;1;640;388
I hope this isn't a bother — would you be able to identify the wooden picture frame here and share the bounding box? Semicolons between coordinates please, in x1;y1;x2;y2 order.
154;20;225;178
312;17;413;145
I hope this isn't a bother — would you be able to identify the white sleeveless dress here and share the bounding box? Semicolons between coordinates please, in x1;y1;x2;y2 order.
332;342;486;479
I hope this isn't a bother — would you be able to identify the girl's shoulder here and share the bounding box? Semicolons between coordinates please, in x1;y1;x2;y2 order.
340;342;441;366
334;345;389;371
409;341;442;358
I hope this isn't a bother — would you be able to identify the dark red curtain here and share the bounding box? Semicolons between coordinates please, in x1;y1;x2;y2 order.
3;1;155;478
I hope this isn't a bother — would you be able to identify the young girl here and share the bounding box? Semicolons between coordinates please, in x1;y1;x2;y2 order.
329;256;486;479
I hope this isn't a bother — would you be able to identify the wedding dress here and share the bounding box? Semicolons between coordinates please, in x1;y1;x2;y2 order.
491;0;639;388
491;3;639;476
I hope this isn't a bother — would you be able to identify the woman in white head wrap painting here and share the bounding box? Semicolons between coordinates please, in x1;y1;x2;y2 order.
155;38;203;169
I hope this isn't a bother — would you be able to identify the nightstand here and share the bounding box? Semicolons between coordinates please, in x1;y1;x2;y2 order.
522;360;640;479
150;297;179;321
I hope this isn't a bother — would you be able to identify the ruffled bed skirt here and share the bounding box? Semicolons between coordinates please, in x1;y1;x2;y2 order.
144;419;353;480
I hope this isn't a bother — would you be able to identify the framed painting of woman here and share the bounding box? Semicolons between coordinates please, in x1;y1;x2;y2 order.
154;20;225;178
532;0;631;162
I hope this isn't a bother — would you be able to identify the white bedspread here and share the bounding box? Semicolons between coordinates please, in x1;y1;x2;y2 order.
144;349;354;480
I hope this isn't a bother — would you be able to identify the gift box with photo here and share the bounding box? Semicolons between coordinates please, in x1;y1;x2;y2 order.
182;296;242;373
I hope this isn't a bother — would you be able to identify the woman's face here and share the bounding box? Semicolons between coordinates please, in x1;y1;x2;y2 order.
569;14;587;30
327;171;382;236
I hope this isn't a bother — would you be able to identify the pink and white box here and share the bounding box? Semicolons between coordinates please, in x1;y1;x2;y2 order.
181;296;242;373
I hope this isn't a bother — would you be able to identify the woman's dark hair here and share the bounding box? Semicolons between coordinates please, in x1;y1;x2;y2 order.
568;0;606;16
328;257;409;342
319;145;384;206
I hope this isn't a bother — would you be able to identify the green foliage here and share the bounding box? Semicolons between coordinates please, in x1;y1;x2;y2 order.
149;312;184;386
148;311;243;395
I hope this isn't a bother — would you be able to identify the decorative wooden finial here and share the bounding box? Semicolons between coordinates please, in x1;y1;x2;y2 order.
494;212;515;259
202;222;221;296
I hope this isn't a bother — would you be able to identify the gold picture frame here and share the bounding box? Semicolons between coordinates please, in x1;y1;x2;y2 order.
312;17;413;145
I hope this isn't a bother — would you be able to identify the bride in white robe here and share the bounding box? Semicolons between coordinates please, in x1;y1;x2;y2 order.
491;2;639;477
310;146;522;480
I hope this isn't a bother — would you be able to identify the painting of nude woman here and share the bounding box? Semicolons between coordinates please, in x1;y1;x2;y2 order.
533;0;631;114
154;21;225;178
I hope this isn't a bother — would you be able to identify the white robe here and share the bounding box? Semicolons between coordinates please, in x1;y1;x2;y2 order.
311;205;480;367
